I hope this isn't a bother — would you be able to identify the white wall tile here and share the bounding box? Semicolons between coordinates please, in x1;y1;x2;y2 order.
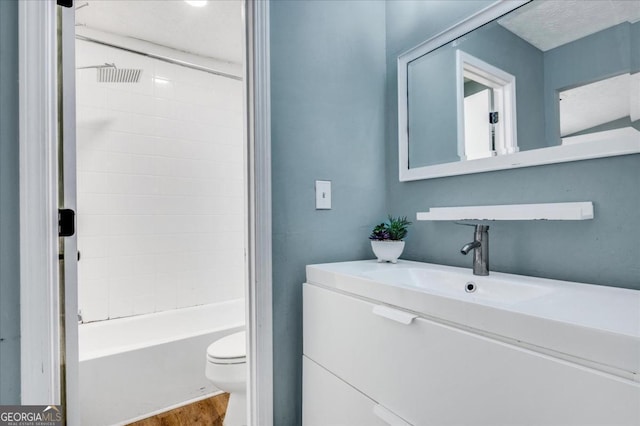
108;276;135;319
131;154;157;176
77;42;245;322
210;143;243;165
105;89;152;115
220;178;245;198
77;148;110;173
108;110;157;135
108;215;156;236
213;214;245;234
153;97;172;119
202;268;245;303
150;234;181;255
130;274;157;315
107;255;136;278
77;193;112;215
210;107;243;130
77;105;111;128
212;125;243;146
107;174;157;195
153;253;183;275
154;274;178;312
78;236;109;259
77;214;110;237
173;81;216;107
152;77;174;99
79;257;109;281
211;78;243;111
78;278;109;323
108;132;159;156
215;247;246;268
220;161;245;181
76;83;106;108
77;125;111;152
131;255;157;276
77;172;109;194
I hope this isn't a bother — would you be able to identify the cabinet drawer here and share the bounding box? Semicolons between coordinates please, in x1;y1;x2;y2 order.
303;356;411;426
303;283;640;426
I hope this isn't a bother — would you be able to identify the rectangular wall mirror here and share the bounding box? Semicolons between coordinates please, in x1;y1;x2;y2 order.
398;0;640;181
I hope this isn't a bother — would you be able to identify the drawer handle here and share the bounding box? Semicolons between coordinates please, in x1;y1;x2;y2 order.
372;305;417;325
373;404;411;426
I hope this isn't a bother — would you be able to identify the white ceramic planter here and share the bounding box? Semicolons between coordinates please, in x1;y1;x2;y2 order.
370;240;405;264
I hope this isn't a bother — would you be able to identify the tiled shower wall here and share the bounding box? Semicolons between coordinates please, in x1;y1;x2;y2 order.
76;39;244;322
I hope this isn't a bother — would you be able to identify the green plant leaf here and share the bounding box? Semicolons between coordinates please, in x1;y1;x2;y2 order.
370;215;412;241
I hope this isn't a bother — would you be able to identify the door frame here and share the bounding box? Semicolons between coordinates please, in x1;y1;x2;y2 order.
245;1;274;425
18;0;62;406
18;1;273;425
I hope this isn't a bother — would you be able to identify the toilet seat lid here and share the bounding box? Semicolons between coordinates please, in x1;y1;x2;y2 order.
207;331;246;363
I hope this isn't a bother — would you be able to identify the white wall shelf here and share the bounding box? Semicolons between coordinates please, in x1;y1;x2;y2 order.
416;202;594;221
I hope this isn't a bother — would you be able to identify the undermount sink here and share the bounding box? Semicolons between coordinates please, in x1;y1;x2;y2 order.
360;267;555;305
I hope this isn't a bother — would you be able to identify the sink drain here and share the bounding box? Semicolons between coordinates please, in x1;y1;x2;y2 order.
465;282;477;293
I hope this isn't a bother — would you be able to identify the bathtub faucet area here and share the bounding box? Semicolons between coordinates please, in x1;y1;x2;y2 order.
461;224;490;276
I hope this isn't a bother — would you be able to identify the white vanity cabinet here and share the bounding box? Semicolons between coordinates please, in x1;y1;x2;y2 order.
302;282;640;426
303;356;397;426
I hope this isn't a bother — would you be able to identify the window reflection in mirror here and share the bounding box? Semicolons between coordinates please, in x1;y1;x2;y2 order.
560;73;640;145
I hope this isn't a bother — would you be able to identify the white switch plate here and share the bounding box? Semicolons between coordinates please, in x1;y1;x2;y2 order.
315;180;331;210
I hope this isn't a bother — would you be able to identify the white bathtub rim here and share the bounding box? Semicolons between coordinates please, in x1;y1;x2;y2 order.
79;299;245;362
80;298;244;328
80;322;245;362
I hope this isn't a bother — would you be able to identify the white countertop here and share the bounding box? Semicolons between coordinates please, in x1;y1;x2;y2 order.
306;260;640;379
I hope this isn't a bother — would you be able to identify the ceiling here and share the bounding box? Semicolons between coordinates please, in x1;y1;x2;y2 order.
77;0;639;64
76;0;243;64
498;0;640;51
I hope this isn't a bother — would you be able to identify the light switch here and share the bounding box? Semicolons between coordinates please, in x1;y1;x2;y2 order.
315;180;331;210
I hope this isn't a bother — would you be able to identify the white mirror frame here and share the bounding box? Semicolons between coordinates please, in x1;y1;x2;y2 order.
398;0;640;182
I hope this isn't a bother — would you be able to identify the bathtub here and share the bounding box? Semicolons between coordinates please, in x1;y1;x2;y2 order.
79;299;245;426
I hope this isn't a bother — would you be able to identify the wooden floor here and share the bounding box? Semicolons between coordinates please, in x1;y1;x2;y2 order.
127;393;229;426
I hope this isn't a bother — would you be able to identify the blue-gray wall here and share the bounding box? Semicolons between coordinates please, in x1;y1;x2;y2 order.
408;46;459;166
1;0;637;420
386;1;640;290
270;1;387;424
0;0;21;405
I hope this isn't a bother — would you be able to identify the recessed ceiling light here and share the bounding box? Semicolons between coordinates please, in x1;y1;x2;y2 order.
184;0;208;7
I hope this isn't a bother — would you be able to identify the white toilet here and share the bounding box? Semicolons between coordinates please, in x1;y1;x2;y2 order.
206;330;247;426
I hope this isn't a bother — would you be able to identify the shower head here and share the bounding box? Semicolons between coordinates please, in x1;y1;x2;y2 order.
97;66;142;83
77;62;142;83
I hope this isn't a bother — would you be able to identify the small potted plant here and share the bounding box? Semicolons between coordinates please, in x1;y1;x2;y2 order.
369;215;412;263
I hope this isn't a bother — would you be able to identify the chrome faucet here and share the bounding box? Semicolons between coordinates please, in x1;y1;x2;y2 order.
460;225;489;276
